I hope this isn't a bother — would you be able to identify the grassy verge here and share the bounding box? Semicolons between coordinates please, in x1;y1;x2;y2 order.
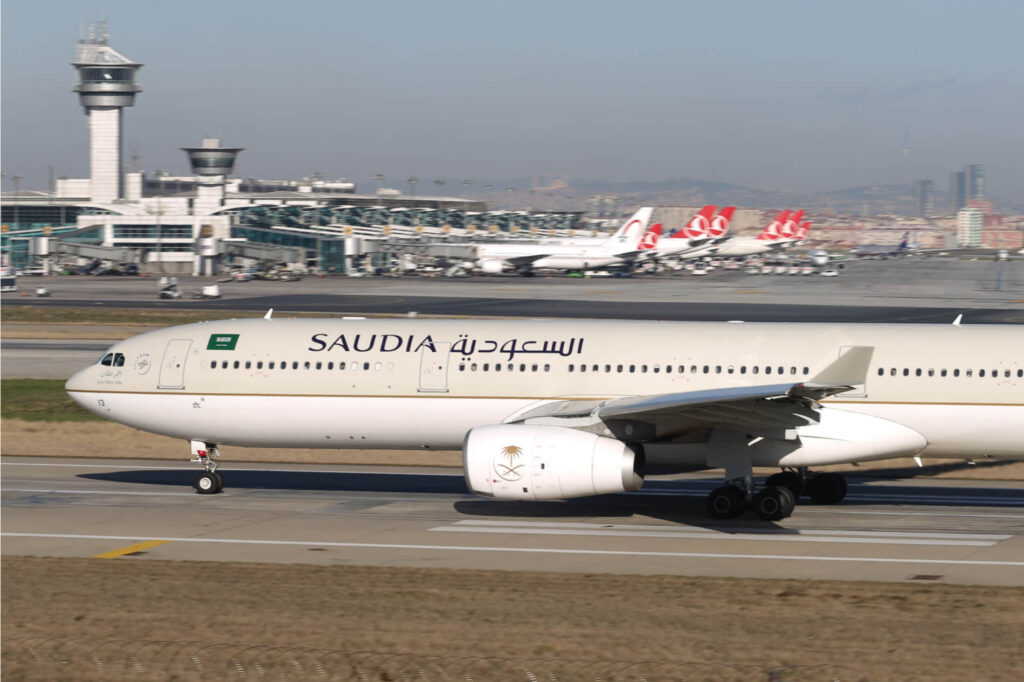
0;379;102;422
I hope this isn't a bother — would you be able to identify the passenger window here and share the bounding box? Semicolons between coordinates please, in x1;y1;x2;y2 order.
519;364;526;372
979;370;985;378
471;363;477;371
339;362;346;370
375;362;382;371
484;363;490;371
966;369;972;377
766;367;772;375
494;363;501;372
890;368;896;376
222;361;228;369
727;366;734;375
715;366;721;374
245;361;252;369
363;362;369;370
902;368;908;377
915;369;921;377
1018;370;1023;378
703;366;709;374
569;364;575;372
928;369;934;377
802;367;809;375
629;365;636;373
941;369;947;377
304;361;310;370
544;364;550;372
210;361;217;369
752;366;759;374
257;361;263;369
740;366;746;374
234;361;240;369
641;364;648;373
617;365;624;373
292;361;299;369
531;364;538;372
954;369;960;377
459;364;465;372
316;362;322;370
877;368;884;376
690;365;697;373
654;365;661;374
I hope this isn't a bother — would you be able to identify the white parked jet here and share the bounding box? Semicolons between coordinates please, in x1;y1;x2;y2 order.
711;210;804;258
67;316;1023;520
474;207;656;275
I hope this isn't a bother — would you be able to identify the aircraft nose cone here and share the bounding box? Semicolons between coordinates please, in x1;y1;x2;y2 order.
65;368;90;405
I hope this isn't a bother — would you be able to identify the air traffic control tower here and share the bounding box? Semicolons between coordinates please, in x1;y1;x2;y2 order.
72;21;142;204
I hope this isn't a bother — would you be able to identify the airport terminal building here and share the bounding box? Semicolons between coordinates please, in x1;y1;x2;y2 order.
1;22;586;275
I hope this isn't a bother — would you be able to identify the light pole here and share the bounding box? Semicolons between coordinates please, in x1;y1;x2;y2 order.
407;176;418;196
506;187;516;210
11;175;22;229
153;170;167;273
372;173;386;196
434;179;446;194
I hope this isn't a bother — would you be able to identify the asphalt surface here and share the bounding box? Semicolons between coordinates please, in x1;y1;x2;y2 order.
3;457;1023;585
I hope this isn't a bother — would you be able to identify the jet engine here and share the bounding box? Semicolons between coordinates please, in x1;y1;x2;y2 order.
479;260;505;275
463;424;643;500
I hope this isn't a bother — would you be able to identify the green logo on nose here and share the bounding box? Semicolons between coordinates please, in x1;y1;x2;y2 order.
207;334;239;350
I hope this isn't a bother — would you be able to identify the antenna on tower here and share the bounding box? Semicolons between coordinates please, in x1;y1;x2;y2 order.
902;124;911;185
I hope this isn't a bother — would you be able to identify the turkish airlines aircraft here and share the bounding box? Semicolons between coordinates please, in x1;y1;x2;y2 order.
711;210;801;258
659;207;736;261
67;316;1023;520
474;207;654;275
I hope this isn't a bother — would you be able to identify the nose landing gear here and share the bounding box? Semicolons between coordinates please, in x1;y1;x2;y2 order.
190;440;223;494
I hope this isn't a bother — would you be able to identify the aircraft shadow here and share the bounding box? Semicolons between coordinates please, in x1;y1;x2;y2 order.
78;469;471;495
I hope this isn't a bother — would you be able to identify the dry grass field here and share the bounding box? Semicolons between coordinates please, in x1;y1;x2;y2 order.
3;556;1024;681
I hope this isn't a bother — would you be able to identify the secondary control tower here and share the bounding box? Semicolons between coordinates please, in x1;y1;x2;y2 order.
182;138;244;215
72;21;142;204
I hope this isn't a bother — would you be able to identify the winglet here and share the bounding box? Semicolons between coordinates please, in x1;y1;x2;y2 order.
952;314;963;327
807;346;874;387
264;308;274;320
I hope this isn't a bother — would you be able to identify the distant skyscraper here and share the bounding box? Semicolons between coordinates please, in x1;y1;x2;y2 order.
949;171;967;212
965;164;985;200
914;180;935;217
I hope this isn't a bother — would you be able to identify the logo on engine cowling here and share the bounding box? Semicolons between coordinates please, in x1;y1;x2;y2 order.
494;445;525;481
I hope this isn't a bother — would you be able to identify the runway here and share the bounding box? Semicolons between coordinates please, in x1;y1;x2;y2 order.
3;457;1023;585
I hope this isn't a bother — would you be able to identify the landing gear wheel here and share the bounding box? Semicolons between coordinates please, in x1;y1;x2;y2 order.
706;485;746;519
753;486;796;521
807;473;847;505
194;471;221;495
212;471;224;492
766;471;804;499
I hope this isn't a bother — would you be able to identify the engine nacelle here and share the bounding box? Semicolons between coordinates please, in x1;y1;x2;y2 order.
463;424;643;500
478;259;505;274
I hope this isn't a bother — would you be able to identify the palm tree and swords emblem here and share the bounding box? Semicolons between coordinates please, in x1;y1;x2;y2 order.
494;444;526;481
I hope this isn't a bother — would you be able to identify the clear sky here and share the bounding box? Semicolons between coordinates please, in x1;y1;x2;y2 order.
3;0;1022;197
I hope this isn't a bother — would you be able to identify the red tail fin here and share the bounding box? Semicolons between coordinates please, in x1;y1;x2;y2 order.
797;221;811;239
639;223;663;250
678;205;717;239
756;210;790;241
707;206;735;238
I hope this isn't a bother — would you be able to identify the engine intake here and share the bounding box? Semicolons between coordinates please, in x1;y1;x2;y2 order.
463;424;643;500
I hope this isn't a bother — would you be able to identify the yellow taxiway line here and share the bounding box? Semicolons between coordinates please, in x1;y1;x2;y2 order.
92;539;169;559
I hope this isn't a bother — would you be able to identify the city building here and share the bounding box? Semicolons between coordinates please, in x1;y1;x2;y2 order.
949;171;967;212
956;208;983;247
965;164;985;200
914;179;935;217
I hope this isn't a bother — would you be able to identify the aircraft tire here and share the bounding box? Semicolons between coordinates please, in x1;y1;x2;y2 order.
753;486;796;521
706;485;746;519
766;471;804;499
807;473;847;505
212;471;224;492
195;471;220;495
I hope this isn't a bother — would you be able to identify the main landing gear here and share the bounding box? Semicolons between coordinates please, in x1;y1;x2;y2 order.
190;440;223;494
706;482;796;521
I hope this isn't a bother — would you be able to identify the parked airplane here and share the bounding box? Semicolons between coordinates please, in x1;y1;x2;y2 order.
473;207;655;275
849;232;912;259
654;206;733;261
711;210;802;258
66;316;1023;520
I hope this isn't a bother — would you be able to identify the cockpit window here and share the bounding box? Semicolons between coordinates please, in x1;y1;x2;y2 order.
113;353;125;367
100;353;114;366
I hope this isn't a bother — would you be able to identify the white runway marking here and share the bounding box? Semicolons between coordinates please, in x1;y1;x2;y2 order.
431;520;1006;547
4;532;1024;567
2;488;199;497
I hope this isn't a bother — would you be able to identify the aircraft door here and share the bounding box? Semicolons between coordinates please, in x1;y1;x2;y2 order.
418;342;451;392
158;339;192;389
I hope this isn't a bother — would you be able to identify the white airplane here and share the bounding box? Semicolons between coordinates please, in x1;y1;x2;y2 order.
67;315;1023;520
711;210;804;258
657;206;736;261
474;207;656;275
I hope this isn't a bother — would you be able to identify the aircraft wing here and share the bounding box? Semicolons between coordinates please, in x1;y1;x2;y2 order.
509;347;874;441
503;253;552;268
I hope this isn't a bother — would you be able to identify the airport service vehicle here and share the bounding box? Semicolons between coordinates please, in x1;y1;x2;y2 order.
691;263;708;276
473;208;657;275
0;266;17;293
66;316;1024;521
744;266;760;275
820;268;839;277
